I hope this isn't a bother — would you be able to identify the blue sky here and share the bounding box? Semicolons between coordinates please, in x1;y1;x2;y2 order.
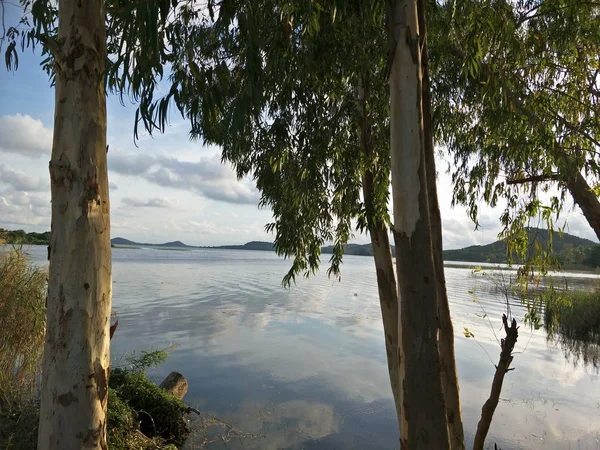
0;6;596;248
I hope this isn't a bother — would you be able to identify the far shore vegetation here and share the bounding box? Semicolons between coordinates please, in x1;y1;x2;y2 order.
4;227;600;272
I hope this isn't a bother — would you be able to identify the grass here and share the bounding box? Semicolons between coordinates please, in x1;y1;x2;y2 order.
0;245;46;450
0;244;188;449
544;287;600;368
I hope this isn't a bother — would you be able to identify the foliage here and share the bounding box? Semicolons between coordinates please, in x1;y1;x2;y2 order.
0;247;44;449
544;287;600;369
109;368;189;447
0;247;46;409
0;406;39;450
124;348;170;374
151;0;390;285
0;229;50;246
429;0;600;275
107;387;178;450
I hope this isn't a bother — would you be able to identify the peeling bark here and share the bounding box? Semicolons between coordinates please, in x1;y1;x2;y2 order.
389;0;450;447
417;0;465;447
37;0;111;448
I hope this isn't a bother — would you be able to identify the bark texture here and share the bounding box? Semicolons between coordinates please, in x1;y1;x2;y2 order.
473;315;519;450
566;172;600;241
389;0;450;447
417;1;465;447
37;0;111;448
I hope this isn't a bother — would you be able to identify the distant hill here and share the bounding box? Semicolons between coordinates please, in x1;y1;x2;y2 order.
321;243;377;257
5;227;599;269
111;237;139;246
321;228;600;269
216;241;275;251
110;238;275;251
442;228;597;267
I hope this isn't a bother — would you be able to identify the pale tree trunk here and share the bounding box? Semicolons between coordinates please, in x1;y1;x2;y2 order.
357;74;402;434
389;0;450;448
38;0;111;448
417;1;465;448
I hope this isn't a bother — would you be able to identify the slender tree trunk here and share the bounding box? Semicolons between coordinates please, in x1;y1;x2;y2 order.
473;315;519;450
356;73;402;434
363;173;402;432
566;172;600;241
389;0;450;447
38;0;111;448
417;1;465;448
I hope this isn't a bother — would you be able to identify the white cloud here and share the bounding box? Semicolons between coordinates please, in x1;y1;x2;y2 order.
0;114;52;157
0;191;50;229
121;197;178;208
109;153;259;205
0;165;48;192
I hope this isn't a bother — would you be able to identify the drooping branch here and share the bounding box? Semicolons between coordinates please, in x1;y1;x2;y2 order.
472;314;519;450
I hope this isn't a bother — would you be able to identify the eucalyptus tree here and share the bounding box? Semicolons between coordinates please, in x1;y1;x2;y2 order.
2;0;174;447
429;0;600;268
128;0;467;447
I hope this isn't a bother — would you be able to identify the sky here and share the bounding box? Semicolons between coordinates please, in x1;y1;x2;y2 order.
0;15;597;249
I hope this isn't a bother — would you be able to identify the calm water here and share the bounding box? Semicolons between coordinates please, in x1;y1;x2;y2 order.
24;245;600;449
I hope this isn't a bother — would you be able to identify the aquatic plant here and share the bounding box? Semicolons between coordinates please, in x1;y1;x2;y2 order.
544;288;600;369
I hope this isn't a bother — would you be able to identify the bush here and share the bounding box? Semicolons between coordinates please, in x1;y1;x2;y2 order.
109;369;190;447
0;247;46;449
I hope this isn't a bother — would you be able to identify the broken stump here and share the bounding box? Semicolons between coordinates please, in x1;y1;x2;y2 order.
160;371;188;400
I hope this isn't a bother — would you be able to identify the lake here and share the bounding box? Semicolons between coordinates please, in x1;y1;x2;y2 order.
24;245;600;449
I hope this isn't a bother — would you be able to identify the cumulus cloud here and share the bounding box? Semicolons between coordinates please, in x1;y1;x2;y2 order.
0;191;50;228
0;165;47;192
0;114;52;157
109;182;118;191
121;197;178;208
109;153;259;205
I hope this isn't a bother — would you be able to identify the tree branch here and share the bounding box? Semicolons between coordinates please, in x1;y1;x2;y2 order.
472;315;519;450
506;173;559;185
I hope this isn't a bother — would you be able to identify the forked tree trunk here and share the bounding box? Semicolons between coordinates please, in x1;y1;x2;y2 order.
417;1;465;448
389;0;450;448
37;0;111;448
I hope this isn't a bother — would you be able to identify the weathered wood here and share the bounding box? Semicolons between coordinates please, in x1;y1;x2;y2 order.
160;372;188;400
473;315;519;450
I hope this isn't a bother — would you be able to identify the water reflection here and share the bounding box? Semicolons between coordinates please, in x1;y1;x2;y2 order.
23;246;600;449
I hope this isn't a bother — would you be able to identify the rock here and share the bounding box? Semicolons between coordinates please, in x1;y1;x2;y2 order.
159;372;188;400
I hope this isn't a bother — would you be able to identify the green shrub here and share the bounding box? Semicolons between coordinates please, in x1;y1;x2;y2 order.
109;369;189;447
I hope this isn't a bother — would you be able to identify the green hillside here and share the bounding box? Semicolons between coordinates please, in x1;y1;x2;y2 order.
5;227;599;269
321;228;600;269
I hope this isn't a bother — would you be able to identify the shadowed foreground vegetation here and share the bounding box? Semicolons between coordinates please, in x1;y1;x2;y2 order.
0;246;256;449
0;246;187;449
